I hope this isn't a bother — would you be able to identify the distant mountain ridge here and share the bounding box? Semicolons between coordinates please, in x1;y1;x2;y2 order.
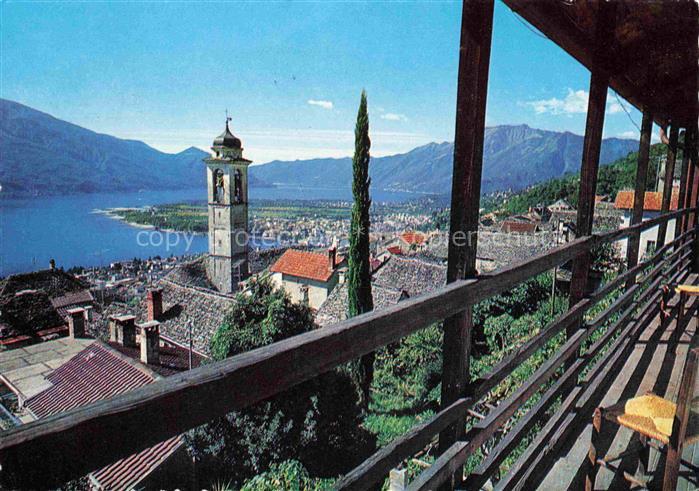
0;99;268;197
1;98;637;197
250;126;637;195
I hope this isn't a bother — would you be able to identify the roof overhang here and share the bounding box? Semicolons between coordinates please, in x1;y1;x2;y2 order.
503;0;698;128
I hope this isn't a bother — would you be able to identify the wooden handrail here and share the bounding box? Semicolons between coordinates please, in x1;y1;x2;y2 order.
0;208;694;489
0;236;592;487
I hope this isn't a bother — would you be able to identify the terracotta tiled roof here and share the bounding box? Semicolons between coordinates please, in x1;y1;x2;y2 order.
91;435;182;490
27;343;154;418
26;343;183;490
400;231;427;246
614;189;679;211
270;249;343;282
387;246;403;256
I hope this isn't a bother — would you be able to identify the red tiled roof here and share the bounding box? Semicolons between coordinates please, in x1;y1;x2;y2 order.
270;249;343;282
27;343;153;418
91;435;181;491
26;343;183;490
614;189;679;211
387;246;403;256
400;231;427;246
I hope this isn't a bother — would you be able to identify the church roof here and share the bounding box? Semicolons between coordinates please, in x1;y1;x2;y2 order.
213;121;241;149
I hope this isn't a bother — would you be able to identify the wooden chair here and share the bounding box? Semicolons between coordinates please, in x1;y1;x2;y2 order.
585;345;699;490
676;285;699;321
660;285;699;323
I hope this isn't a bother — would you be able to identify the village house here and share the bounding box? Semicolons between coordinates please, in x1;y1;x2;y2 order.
0;307;203;489
315;254;445;326
0;265;94;350
614;188;679;258
269;247;345;310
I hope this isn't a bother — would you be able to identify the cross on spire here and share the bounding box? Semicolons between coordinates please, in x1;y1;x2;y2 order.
225;109;232;126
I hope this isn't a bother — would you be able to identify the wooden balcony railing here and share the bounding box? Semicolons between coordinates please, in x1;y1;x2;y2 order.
0;208;696;490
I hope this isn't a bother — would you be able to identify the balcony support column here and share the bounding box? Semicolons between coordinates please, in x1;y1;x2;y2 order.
568;0;616;326
625;110;654;287
657;125;679;247
676;127;692;239
439;0;493;489
689;125;699;273
568;70;608;317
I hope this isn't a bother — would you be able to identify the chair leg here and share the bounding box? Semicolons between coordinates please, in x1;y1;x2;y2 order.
638;435;650;476
586;408;603;491
679;292;687;322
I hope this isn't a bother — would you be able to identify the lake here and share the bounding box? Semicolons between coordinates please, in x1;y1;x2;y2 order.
1;186;416;276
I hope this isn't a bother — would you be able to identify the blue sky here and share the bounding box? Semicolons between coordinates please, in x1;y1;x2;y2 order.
1;0;649;164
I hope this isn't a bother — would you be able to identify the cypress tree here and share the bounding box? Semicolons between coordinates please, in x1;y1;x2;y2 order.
347;90;374;409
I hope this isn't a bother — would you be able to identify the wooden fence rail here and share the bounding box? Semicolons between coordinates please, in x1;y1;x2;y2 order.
0;208;695;489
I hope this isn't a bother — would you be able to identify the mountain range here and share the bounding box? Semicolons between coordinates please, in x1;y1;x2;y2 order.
1;98;638;198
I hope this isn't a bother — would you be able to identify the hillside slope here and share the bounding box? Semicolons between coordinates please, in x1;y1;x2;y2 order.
497;143;672;215
0;99;268;197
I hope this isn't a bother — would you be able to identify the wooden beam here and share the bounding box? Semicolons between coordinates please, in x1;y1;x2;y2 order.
657;125;680;246
676;127;692;239
411;327;590;491
626;110;654;286
334;397;472;490
568;0;616;322
439;0;493;488
568;69;608;311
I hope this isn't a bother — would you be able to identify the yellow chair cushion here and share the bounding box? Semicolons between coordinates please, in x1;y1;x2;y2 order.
615;394;676;443
676;285;699;295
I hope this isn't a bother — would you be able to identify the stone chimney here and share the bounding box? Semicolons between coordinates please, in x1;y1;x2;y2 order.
66;307;86;338
328;246;337;270
49;259;56;270
147;288;163;321
139;321;160;365
110;315;137;348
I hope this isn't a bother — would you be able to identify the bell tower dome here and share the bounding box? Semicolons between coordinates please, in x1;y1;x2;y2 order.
203;115;252;293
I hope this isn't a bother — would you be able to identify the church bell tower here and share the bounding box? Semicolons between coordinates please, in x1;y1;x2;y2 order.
204;116;251;293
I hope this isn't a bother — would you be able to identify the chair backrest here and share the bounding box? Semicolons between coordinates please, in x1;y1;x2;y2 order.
663;345;699;491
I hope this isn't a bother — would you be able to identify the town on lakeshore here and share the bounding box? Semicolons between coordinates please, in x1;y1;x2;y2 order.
1;1;697;490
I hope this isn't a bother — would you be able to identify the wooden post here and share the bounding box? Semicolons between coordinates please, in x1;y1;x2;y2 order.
439;0;493;488
689;126;699;273
656;125;679;246
675;127;692;239
625;110;654;287
568;1;616;320
568;70;608;315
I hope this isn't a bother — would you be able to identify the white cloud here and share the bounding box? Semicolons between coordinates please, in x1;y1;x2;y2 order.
525;89;589;115
607;102;623;114
307;99;333;110
618;130;638;139
524;89;631;116
133;127;435;164
381;112;408;122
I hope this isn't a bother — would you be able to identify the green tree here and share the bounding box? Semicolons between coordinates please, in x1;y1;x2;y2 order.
186;279;375;488
347;90;375;410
